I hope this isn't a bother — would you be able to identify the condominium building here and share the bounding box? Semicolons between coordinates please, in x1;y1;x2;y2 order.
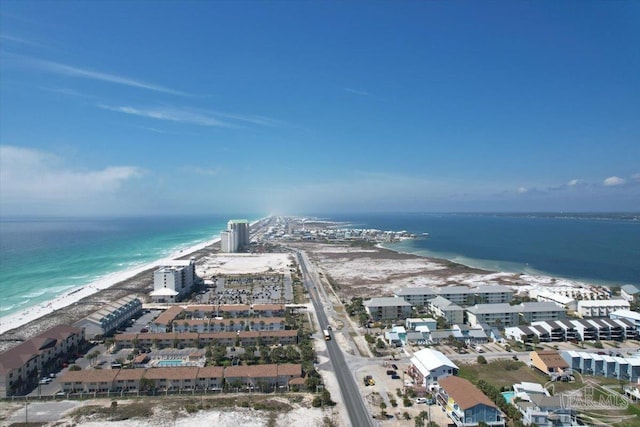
60;364;303;393
0;325;85;397
74;295;142;339
221;219;250;253
149;258;196;303
561;351;640;382
466;303;520;328
505;318;637;343
363;297;412;321
517;302;567;323
576;299;630;318
395;284;514;307
429;297;464;325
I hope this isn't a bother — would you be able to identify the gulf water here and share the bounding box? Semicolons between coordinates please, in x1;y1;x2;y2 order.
1;213;638;320
324;213;640;287
0;215;245;318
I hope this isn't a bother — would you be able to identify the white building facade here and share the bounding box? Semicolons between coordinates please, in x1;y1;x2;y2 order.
150;258;196;303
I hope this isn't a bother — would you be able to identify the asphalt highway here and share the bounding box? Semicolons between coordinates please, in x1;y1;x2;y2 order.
296;250;374;427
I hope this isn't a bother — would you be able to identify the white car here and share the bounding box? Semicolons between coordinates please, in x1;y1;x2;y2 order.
415;397;427;404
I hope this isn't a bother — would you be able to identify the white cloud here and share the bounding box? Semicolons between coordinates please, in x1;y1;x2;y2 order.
0;145;143;208
21;56;188;96
603;176;626;187
344;88;371;96
517;187;529;194
99;105;231;127
99;104;284;129
567;179;584;187
188;166;221;176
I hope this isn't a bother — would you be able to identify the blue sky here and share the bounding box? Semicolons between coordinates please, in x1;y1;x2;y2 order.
1;1;638;216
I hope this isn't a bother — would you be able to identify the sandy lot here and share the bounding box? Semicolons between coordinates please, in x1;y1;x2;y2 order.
198;253;295;276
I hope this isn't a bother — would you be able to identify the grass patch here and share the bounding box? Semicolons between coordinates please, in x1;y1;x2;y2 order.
71;402;153;421
458;360;546;388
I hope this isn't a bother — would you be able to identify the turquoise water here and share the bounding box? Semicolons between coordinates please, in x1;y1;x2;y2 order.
157;359;183;367
502;391;515;403
2;212;639;321
0;215;259;318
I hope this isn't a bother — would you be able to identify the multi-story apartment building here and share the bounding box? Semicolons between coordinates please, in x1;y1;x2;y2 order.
221;219;250;253
395;285;514;307
429;297;464;325
518;302;567;323
60;364;302;393
74;295;142;338
576;299;630;318
149;258;196;303
0;325;85;397
363;297;412;321
466;303;520;328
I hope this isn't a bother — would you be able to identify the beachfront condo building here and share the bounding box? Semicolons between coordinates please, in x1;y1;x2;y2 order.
221;219;250;253
149;258;196;303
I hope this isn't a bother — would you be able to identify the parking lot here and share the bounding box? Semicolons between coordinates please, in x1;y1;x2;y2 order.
353;358;452;426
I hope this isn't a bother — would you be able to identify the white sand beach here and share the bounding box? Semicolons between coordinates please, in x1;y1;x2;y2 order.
0;237;221;335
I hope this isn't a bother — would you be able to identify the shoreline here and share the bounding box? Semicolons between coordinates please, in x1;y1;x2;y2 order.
379;241;623;289
0;236;222;335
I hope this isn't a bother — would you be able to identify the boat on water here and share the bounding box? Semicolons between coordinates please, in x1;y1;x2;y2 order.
422;232;429;237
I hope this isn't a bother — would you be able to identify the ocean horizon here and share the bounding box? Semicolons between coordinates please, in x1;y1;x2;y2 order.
1;212;638;320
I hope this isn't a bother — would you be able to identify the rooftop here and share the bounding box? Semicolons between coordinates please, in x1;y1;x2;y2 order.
364;297;411;307
439;376;497;410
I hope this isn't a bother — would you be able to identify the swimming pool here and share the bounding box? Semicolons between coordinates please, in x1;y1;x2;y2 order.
157;359;183;367
501;391;515;403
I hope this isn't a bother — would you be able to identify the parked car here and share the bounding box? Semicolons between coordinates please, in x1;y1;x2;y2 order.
39;378;51;385
415;398;427;404
391;364;398;370
386;369;397;375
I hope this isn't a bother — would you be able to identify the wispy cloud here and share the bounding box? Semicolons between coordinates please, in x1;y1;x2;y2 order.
39;86;93;98
567;179;585;187
187;166;221;176
603;176;626;187
99;104;284;129
20;56;189;96
344;88;371;96
98;105;232;127
0;145;143;203
0;33;46;48
517;186;529;194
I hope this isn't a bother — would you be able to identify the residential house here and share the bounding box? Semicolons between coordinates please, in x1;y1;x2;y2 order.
408;348;458;387
530;351;569;379
437;376;505;427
